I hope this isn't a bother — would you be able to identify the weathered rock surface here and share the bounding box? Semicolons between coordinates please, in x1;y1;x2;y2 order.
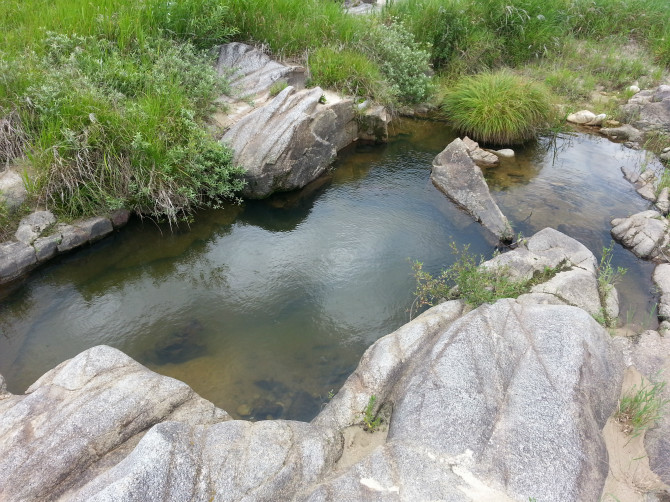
0;228;627;501
600;123;644;143
0;240;36;282
0;168;27;210
611;210;670;262
613;331;670;485
653;263;670;319
14;210;56;245
215;42;306;100
622;85;670;134
462;136;500;167
567;109;597;124
431;138;513;241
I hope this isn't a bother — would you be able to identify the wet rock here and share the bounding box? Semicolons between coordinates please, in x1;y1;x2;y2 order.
250;397;285;420
14;210;56;245
222;86;355;198
56;224;89;253
567;109;597;124
611;211;670;261
492;148;515;158
77;216;113;243
600;124;644;143
462;136;499;167
0;240;36;283
431;138;513;241
109;209;131;228
357;104;390;142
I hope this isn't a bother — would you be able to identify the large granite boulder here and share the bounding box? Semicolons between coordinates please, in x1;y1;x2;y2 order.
221;86;358;198
431;138;513;241
611;210;670;262
0;229;626;501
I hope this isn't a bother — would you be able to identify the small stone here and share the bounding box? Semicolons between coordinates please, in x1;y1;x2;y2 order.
604;120;621;127
637;183;657;201
662;146;670;153
586;113;607;126
567;110;596;124
660;152;670;162
469;148;499;168
492;148;515;158
656;187;670;215
236;404;252;417
628;85;641;94
109;209;131;228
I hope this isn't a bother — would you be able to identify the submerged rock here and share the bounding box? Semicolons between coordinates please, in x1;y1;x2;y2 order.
462;136;499;167
600;123;644;143
149;319;207;365
431;138;513;241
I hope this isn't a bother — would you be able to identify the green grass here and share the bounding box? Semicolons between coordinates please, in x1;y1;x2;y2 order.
442;70;555;145
616;377;668;437
411;244;558;312
362;395;382;432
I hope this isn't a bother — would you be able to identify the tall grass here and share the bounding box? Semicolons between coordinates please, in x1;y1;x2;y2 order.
442;71;554;145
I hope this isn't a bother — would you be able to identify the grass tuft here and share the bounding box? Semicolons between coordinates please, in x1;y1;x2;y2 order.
616;378;668;437
442;71;554;145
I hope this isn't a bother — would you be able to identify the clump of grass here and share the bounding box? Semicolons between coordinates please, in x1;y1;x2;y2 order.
411;243;557;311
616;378;668;437
268;80;288;97
442;70;555;145
13;33;245;221
362;395;382;432
0;110;27;170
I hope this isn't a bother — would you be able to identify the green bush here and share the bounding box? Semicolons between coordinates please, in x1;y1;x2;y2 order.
442;70;554;145
16;34;244;221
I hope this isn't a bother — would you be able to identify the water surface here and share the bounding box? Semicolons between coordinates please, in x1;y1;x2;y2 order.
0;121;659;421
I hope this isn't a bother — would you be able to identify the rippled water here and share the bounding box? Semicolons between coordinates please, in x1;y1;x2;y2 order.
0;121;659;421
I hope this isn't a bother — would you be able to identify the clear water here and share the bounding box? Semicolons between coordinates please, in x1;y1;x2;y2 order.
0;121;659;421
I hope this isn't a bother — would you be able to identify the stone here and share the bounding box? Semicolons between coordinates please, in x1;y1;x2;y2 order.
462;136;500;167
492;148;515;158
588;113;607;126
222;86;355;198
215;43;306;99
357;105;390;143
431;138;513;241
567;109;597;124
78;216;113;243
656;187;670;214
629;85;641;94
613;331;670;485
56;224;89;253
312;298;624;501
33;234;61;262
14;210;56;245
663;147;670;153
109;209;131;228
604;120;621;127
0;240;37;283
600;124;644;143
611;211;670;261
621;85;670;134
653;263;670;320
638;183;658;201
661;152;670;162
0;169;27;211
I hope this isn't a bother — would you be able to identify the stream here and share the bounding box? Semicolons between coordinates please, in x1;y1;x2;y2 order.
0;120;660;421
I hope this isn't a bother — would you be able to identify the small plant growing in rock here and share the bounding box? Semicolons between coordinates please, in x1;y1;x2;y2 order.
616;377;668;437
269;80;288;97
595;242;626;327
362;395;382;432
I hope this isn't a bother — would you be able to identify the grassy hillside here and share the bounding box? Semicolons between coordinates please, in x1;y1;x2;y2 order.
1;0;669;222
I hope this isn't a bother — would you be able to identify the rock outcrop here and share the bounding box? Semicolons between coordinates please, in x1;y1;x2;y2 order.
0;210;128;284
611;210;670;262
216;43;390;199
622;85;670;134
431;138;513;241
0;229;627;501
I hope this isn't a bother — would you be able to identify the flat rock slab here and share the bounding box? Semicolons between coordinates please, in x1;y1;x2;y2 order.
611;210;670;262
14;210;56;245
431;138;513;241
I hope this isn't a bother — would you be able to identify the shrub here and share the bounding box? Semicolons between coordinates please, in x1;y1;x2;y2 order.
17;34;244;221
442;70;554;145
616;377;668;437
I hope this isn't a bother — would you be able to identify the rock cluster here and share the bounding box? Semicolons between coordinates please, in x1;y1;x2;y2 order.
431;137;513;241
611;210;670;262
0;229;631;501
0;210;129;284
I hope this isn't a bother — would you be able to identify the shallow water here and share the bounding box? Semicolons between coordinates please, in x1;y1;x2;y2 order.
0;121;659;421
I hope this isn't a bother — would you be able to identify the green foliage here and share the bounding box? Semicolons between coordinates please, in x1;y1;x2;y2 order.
442;70;554;145
309;47;390;102
597;242;627;301
362;395;382;432
268;80;288;97
412;244;557;310
8;34;243;221
616;377;668;437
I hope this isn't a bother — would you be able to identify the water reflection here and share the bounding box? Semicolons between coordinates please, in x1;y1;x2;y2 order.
0;121;660;422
